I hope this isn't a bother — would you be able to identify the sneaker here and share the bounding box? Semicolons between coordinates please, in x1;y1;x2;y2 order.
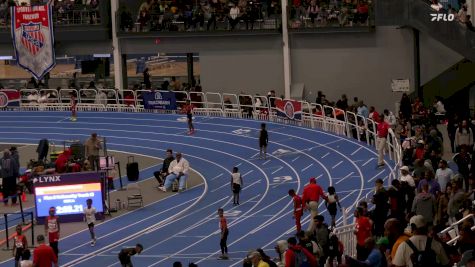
178;188;185;193
376;163;385;169
158;186;167;192
90;240;95;247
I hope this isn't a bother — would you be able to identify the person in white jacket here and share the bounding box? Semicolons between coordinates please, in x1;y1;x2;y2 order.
159;152;190;192
383;109;397;129
455;120;473;151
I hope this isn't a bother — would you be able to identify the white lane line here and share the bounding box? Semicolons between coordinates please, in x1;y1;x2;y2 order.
291;156;301;162
321;152;330;158
236;163;242;167
263;160;271;165
332;161;343;169
301;163;313;172
368;169;386;182
317;174;323;179
243;170;254;176
210;182;230;193
335;172;355;185
362;158;374;167
351;146;363;155
211;173;224;181
271;166;283;174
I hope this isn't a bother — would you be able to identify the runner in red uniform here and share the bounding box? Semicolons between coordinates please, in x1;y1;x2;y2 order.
45;207;60;258
69;92;77;121
182;99;195;135
13;224;28;267
218;208;229;260
288;189;303;233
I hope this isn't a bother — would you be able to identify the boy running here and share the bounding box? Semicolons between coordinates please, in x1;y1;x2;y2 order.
83;199;97;246
218;208;229;260
13;224;28;267
45;207;60;258
183;99;195;135
259;123;268;159
69;92;77;121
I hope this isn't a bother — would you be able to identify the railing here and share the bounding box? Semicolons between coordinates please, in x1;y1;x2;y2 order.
440;214;475;245
4;88;401;256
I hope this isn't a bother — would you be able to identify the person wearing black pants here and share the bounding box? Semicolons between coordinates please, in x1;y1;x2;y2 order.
218;208;229;259
1;150;18;206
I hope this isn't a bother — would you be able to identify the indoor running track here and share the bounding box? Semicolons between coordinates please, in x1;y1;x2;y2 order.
0;111;394;267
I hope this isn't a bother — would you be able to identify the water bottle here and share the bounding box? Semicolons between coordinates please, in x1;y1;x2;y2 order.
116;199;121;210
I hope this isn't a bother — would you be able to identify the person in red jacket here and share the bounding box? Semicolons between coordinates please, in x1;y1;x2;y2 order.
55;149;72;173
301;177;327;231
285;237;317;267
354;207;372;261
33;234;58;267
288;189;303;233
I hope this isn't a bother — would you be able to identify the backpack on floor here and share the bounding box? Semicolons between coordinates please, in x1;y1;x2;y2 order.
405;238;438;267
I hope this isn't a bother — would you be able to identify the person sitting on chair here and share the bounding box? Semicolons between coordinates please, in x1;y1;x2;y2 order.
154;149;175;187
159;152;190;192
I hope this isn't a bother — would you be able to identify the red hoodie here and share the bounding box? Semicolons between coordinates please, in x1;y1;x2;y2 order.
285;244;317;267
56;149;72;173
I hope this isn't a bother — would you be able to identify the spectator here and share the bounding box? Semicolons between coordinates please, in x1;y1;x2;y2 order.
448;179;466;223
85;133;102;171
301;177;327;231
455;120;473;152
384;218;409;264
307;0;319;25
454;146;471;190
33;235;58;267
275;240;288;267
417;170;441;196
312;215;330;267
143;68;151;89
369;106;380;122
372;179;389;237
256;248;278;267
392;215;449;267
466;15;475;31
399;166;415;213
357;101;369;118
154;149;174;187
412;183;436;226
400;93;412;120
387;179;405;221
383;109;397;129
159;152;190;192
436;183;450;225
345;237;383;267
95;90;107;106
284;237;317;267
435;160;454;193
354;0;368;24
458;5;468;23
354;206;372;261
202;2;216;31
27;91;39;103
248;250;269;267
336;94;349;110
170;76;182;91
228;3;240;30
1;149;19;206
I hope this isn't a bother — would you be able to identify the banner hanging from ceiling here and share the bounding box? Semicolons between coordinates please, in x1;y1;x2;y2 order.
11;4;56;80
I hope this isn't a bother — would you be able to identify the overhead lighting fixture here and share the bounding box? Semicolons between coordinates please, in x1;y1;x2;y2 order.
93;54;111;58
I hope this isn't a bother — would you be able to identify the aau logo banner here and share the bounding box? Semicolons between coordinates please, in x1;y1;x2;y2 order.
11;4;56;80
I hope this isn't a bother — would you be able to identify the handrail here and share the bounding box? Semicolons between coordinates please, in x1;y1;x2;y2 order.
10;88;401;255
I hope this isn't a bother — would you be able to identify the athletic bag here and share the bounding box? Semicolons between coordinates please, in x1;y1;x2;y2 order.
405;238;438;267
126;156;139;181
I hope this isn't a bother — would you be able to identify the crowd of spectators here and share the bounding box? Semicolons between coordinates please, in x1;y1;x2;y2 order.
0;0;101;28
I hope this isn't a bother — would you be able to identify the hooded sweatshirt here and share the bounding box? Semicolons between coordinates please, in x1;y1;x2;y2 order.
285;244;317;267
412;191;436;223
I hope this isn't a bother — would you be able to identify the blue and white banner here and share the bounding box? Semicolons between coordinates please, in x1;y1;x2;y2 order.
11;4;56;80
143;91;177;110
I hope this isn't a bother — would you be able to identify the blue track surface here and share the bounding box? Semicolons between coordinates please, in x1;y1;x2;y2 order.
0;112;393;267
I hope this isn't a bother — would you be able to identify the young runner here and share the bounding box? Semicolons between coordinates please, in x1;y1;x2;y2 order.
83;198;97;246
118;244;143;267
13;224;28;267
69;91;77;121
288;189;303;233
183;99;195;135
325;186;343;228
230;167;243;205
45;207;60;258
218;208;229;260
259;123;269;159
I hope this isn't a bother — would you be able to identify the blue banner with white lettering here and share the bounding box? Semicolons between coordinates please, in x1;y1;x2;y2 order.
142;91;177;110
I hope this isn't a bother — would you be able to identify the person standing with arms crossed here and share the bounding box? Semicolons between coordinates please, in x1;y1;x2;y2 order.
218;208;229;260
231;167;243;205
259;123;268;159
83;199;97;247
183;99;195;135
288;189;303;233
376;114;389;168
69;91;77;121
45;207;60;259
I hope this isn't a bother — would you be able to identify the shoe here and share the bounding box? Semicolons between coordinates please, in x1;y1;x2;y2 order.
71;117;77;122
178;188;185;193
158;186;167;192
376;163;385;168
90;240;95;247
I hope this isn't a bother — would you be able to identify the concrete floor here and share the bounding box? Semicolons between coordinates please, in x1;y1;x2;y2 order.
0;144;203;262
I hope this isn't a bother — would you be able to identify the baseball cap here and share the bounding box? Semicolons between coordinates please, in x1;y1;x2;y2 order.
410;215;426;229
376;237;389;246
309;177;316;183
400;166;409;172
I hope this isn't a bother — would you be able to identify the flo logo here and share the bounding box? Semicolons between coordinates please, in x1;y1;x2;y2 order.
430;13;455;21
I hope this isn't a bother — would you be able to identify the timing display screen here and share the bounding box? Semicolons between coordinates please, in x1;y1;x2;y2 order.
35;183;103;217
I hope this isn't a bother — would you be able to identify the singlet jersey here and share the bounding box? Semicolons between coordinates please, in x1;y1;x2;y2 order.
47;216;59;233
14;234;26;249
84;207;97;224
231;173;241;185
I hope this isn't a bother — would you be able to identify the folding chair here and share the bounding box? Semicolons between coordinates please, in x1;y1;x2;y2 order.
126;183;143;209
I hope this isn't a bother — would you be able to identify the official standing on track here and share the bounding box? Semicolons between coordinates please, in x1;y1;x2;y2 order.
376;114;389;168
302;177;327;231
231;167;243;205
259;123;268;159
33;235;58;267
85;133;102;171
